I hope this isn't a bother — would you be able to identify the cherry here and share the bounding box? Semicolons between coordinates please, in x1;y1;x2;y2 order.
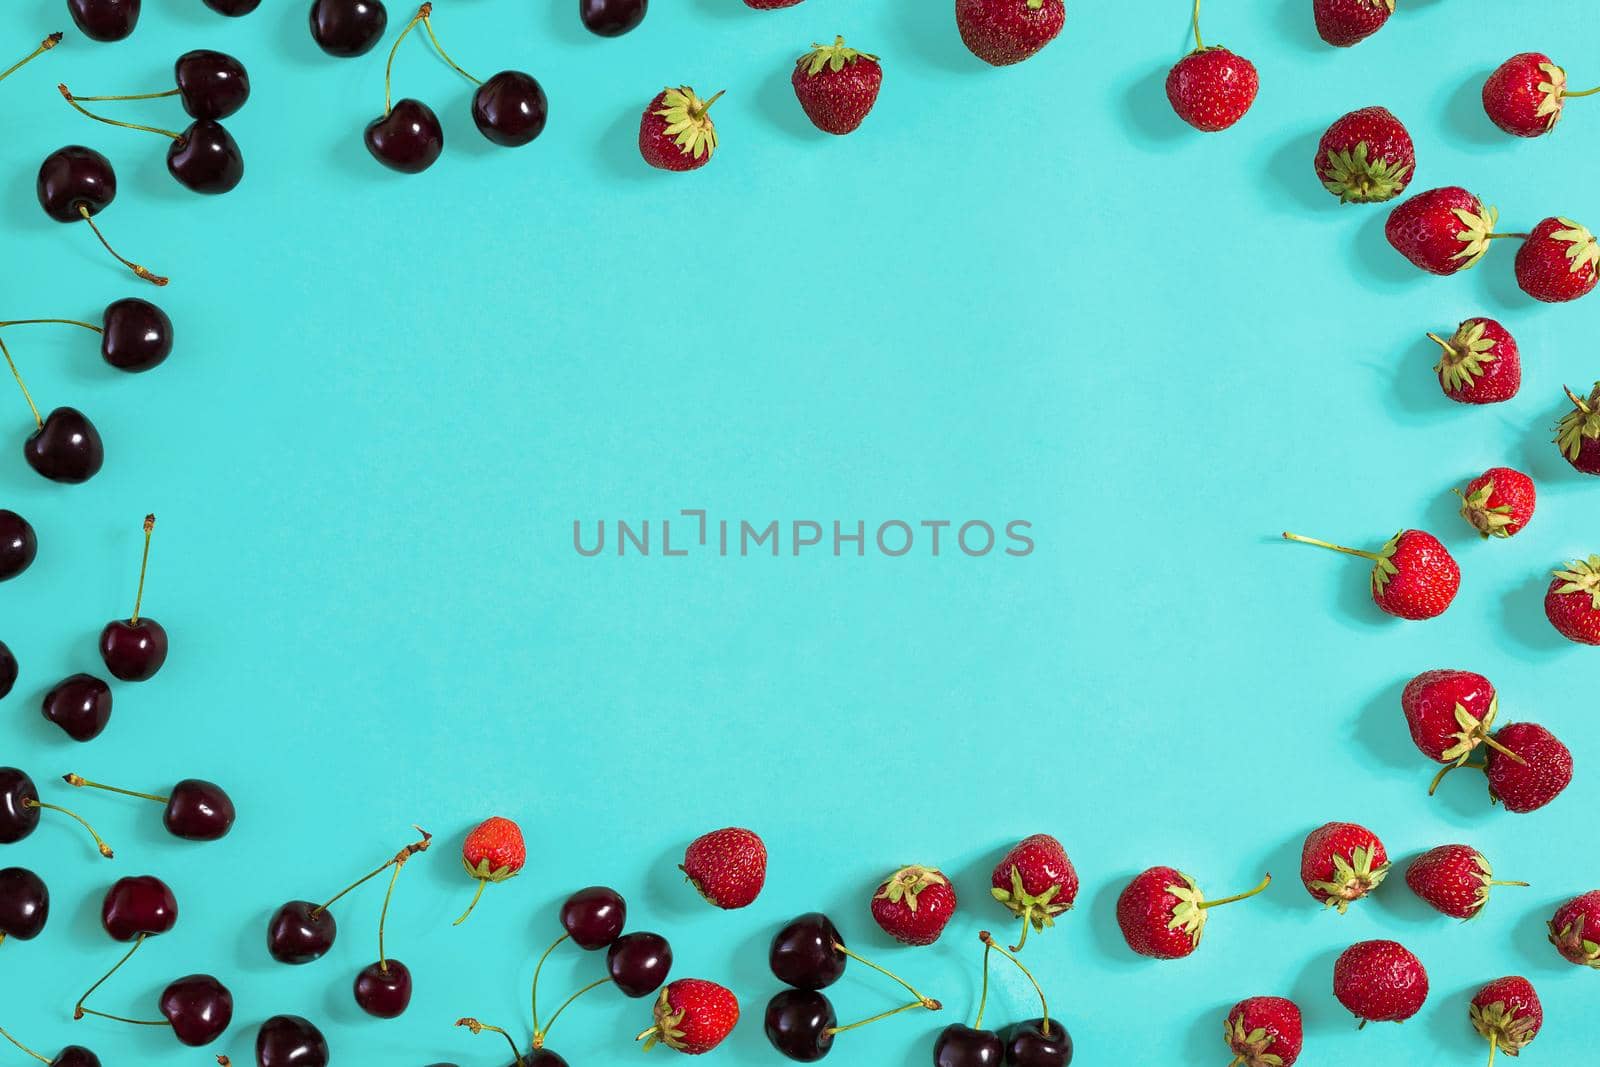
765;989;835;1061
0;768;114;857
771;912;845;989
101;875;177;940
310;0;388;57
0;867;49;943
607;931;672;997
255;1016;328;1067
0;33;62;85
41;674;113;741
0;643;15;700
0;1026;99;1067
174;50;249;118
101;298;172;371
37;146;167;285
561;885;626;949
203;0;261;14
267;827;430;964
366;98;442;173
67;0;140;42
354;959;411;1018
1002;1019;1072;1066
0;510;37;581
455;1019;573;1067
157;974;233;1045
64;774;234;841
99;514;167;681
473;71;547;147
580;0;647;37
2;338;103;483
935;1025;1004;1067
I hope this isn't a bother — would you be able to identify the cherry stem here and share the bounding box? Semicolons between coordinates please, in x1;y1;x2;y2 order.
972;942;993;1030
535;978;610;1046
383;4;432;116
74;933;154;1023
1281;531;1377;562
130;513;155;623
826;1000;928;1036
420;13;482;85
0;33;61;84
452;877;487;926
1565;85;1600;99
70;89;182;102
63;773;170;805
1199;873;1272;909
456;1018;524;1067
312;826;431;918
833;942;940;1011
375;828;430;969
0;1024;49;1065
980;931;1051;1037
58;84;180;140
0;335;41;428
77;206;169;286
23;798;113;857
0;318;102;333
1191;0;1204;50
529;932;571;1033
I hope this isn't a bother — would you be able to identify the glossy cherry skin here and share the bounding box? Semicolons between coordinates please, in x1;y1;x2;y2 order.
48;1049;101;1067
42;674;113;742
770;912;846;990
0;866;49;940
163;779;234;840
472;71;548;147
0;510;37;581
68;0;140;41
607;931;672;997
579;0;646;36
101;298;172;371
160;974;233;1045
25;408;104;484
354;959;412;1017
102;875;178;940
309;0;388;57
257;1015;328;1067
1002;1019;1072;1067
99;618;168;682
365;99;443;173
0;769;42;843
0;642;16;700
524;1053;569;1067
765;989;835;1061
38;146;115;222
934;1025;1005;1067
204;0;261;13
168;121;244;194
174;50;250;119
267;899;336;963
561;885;626;949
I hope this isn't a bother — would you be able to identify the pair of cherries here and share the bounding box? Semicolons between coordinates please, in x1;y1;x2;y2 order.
0;766;234;857
933;934;1072;1067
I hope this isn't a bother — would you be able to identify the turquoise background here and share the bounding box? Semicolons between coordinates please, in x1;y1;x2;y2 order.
3;0;1599;1063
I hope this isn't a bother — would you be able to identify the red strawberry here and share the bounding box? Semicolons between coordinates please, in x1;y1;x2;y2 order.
1404;845;1527;919
1165;6;1257;133
1315;106;1414;203
638;978;739;1055
1313;0;1393;48
453;816;526;925
990;833;1078;950
1400;669;1510;775
1115;867;1270;959
1546;555;1600;643
1332;940;1428;1025
1455;467;1535;539
1486;722;1573;813
1282;529;1460;621
791;37;882;136
1555;383;1600;474
955;0;1065;68
1224;996;1303;1067
1483;53;1569;137
870;865;957;946
638;86;724;172
1300;822;1388;912
1547;890;1600;968
744;0;803;7
1514;216;1599;302
1385;187;1500;275
681;827;766;909
1428;318;1519;404
1469;977;1542;1061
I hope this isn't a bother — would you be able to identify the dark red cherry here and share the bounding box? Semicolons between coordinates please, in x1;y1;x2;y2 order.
354;959;412;1018
525;1053;569;1067
42;674;112;742
99;620;166;681
606;931;672;997
163;779;234;840
50;1047;102;1067
257;1015;328;1067
764;989;835;1061
159;974;232;1045
365;99;442;173
101;875;177;940
203;0;261;14
101;298;172;371
174;50;250;119
0;642;15;700
25;408;104;484
266;900;336;963
1002;1019;1072;1067
561;885;626;949
0;866;49;941
770;912;846;990
935;1024;1005;1067
0;769;42;843
37;146;114;222
0;510;37;581
68;0;140;41
472;71;547;147
579;0;646;37
167;120;243;194
310;0;388;57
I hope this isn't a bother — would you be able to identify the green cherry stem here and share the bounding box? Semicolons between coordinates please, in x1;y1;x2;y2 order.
1281;532;1377;561
64;773;170;805
74;934;167;1025
382;3;432;117
0;1025;49;1065
826;1001;928;1036
833;942;941;1010
58;84;180;141
0;318;102;332
21;796;113;857
131;513;154;623
973;941;993;1030
0;33;61;84
68;88;181;102
419;11;482;86
533;978;611;1047
456;1018;524;1067
76;205;169;286
1190;0;1204;51
529;932;570;1033
1200;873;1272;910
980;931;1053;1037
311;827;431;919
0;335;42;429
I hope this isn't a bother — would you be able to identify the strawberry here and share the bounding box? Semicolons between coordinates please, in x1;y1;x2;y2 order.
681;827;766;909
1385;187;1500;275
1555;383;1600;474
1400;669;1512;774
1165;4;1257;133
1454;467;1534;539
1514;216;1600;302
1315;106;1414;203
453;815;526;925
1332;940;1428;1025
990;833;1078;950
1300;821;1388;912
1547;890;1600;968
1469;977;1542;1061
638;86;724;172
744;0;804;7
1224;996;1303;1067
955;0;1065;68
638;979;739;1055
1428;318;1519;404
1483;53;1572;137
1282;529;1460;620
1313;0;1393;48
1403;845;1527;919
791;37;881;136
1485;722;1573;813
1115;867;1270;959
1545;556;1600;643
871;865;957;946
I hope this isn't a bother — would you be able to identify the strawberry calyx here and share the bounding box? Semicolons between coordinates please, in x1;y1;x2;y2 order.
1310;845;1388;912
1548;913;1600;968
639;987;690;1052
1455;480;1515;538
1450;202;1500;269
1438;696;1502;764
1163;872;1210;946
1535;61;1569;131
1469;997;1540;1054
462;855;521;883
1465;851;1528;914
876;866;947;912
1225;1015;1282;1067
797;35;877;77
1429;321;1498;394
1555;383;1600;460
1368;532;1404;597
654;86;723;161
990;865;1068;949
1551;555;1600;611
1550;217;1600;274
1321;141;1413;203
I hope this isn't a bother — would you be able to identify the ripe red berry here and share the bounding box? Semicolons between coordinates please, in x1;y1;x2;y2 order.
453;816;525;926
681;827;766;909
1555;383;1600;474
1282;529;1460;621
989;833;1078;950
1115;867;1270;959
954;0;1065;68
638;86;724;172
1224;996;1302;1067
1315;106;1414;203
1332;940;1428;1025
870;866;957;946
1545;556;1600;644
1300;822;1388;912
1514;217;1599;302
1428;318;1519;404
1485;722;1573;813
1483;53;1572;137
1404;844;1526;919
1385;187;1499;276
1313;0;1393;48
1547;890;1600;968
1399;669;1506;778
791;37;882;136
639;978;739;1054
1455;467;1534;539
1469;977;1542;1060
